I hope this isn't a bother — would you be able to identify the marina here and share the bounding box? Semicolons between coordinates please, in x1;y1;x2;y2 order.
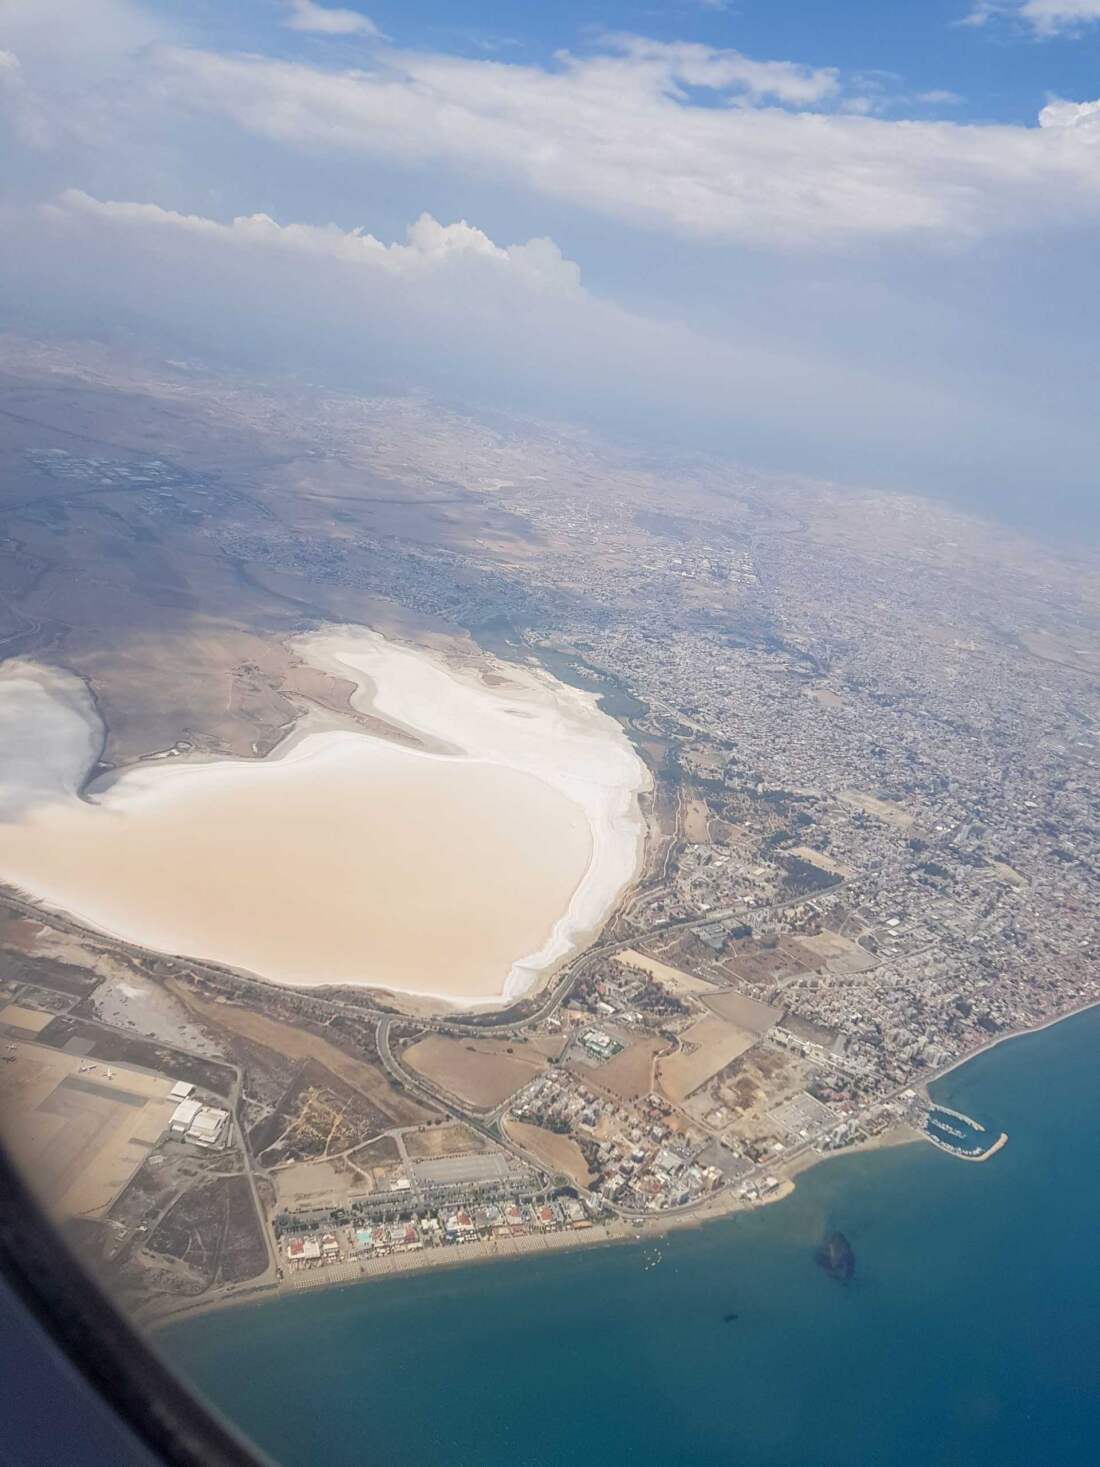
923;1104;1008;1162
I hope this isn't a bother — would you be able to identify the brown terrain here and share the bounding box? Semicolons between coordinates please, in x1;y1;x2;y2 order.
403;1124;489;1160
502;1119;593;1188
167;985;438;1135
0;354;546;773
402;1034;547;1109
581;1035;668;1101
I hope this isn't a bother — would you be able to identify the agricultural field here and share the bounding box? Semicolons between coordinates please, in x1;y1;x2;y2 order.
699;991;782;1034
680;795;712;843
0;1033;181;1220
717;938;814;991
795;930;877;975
170;987;436;1131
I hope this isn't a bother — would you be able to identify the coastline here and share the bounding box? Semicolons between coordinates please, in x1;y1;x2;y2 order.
148;1123;922;1338
146;1219;643;1334
150;1000;1100;1337
156;1001;1100;1467
922;995;1100;1093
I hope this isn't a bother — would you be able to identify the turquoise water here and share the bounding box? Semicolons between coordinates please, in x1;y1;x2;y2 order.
160;1008;1100;1466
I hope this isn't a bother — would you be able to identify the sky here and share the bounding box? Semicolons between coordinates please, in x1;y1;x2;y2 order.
1;0;1098;533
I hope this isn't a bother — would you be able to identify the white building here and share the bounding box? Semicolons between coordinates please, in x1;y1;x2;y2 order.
186;1105;230;1148
169;1098;203;1135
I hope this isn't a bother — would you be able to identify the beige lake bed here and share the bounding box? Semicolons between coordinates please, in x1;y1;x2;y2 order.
0;629;649;1006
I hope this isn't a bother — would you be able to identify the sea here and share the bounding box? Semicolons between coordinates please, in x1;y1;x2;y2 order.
159;1005;1100;1467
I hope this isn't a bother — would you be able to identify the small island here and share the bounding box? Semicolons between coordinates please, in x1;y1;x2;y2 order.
815;1231;855;1283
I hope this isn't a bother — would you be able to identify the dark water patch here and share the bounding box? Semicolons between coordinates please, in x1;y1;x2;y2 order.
471;617;649;730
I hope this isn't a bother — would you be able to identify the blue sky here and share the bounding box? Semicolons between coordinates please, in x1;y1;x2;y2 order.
176;0;1100;124
1;0;1098;532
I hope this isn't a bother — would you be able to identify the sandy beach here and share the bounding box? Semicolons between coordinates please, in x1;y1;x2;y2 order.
143;1123;925;1334
0;630;649;1005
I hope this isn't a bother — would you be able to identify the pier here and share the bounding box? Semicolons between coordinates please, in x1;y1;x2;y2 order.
923;1105;1007;1163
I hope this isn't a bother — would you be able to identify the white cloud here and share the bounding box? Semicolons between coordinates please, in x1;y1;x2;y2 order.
150;39;1100;247
282;1;378;37
30;182;989;469
1038;95;1100;127
599;36;839;106
0;0;172;154
0;0;163;63
49;189;582;292
0;10;1096;529
961;0;1100;32
1021;0;1100;32
958;1;1003;25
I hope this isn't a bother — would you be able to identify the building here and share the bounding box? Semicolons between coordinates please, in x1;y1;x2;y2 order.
286;1236;321;1262
168;1081;194;1101
186;1105;229;1149
169;1098;202;1136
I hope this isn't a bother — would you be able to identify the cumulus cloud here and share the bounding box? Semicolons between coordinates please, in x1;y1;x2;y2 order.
50;189;581;291
150;40;1100;247
25;183;800;433
27;184;957;448
282;1;378;37
1039;95;1100;126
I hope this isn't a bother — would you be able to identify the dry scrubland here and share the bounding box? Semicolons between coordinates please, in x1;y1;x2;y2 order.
170;987;432;1131
657;1016;758;1103
503;1119;593;1188
584;1036;667;1101
404;1035;548;1109
403;1124;489;1160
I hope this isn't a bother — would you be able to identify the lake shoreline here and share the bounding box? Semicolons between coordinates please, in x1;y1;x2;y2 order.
0;626;651;1007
